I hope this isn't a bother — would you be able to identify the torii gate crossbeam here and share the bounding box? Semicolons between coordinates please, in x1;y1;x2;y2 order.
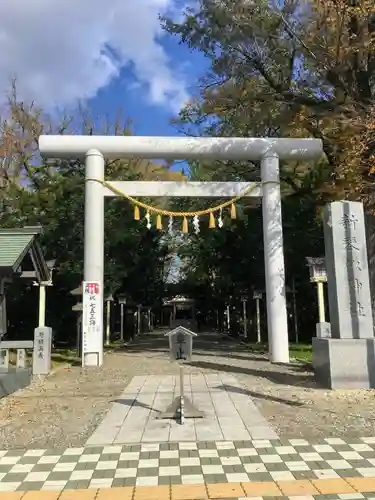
39;135;323;367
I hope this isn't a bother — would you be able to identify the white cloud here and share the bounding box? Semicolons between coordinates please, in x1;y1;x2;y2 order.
0;0;189;112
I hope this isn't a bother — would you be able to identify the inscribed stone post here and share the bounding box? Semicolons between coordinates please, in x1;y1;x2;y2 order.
323;201;374;339
0;348;9;371
16;349;26;369
33;327;52;375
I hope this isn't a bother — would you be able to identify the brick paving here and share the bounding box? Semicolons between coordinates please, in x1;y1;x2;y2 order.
1;437;375;494
3;476;375;499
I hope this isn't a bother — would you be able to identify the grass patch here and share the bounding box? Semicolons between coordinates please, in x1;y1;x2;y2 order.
289;343;312;362
248;342;312;362
51;348;81;367
51;344;127;368
104;342;127;349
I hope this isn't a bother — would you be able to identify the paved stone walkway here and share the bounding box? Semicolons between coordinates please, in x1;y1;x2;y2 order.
2;437;375;495
2;330;375;498
3;330;375;450
86;374;277;446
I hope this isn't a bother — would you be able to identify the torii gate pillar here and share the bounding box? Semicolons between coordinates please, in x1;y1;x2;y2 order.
261;152;288;362
83;149;105;367
39;135;323;367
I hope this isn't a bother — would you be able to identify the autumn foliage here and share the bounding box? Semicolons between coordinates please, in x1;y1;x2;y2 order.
163;0;375;206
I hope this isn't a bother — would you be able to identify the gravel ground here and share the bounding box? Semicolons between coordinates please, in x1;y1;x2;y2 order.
0;331;374;449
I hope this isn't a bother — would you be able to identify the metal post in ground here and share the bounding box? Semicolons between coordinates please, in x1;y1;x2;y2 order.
291;277;299;343
120;303;124;342
179;364;184;425
317;281;326;323
256;297;261;343
242;298;248;339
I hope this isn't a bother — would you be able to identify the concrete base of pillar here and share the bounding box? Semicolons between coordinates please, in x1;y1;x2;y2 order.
83;352;101;368
313;337;375;389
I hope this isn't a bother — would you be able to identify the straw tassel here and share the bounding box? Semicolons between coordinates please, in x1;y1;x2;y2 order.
182;217;189;233
209;212;216;228
134;205;140;220
156;214;163;230
230;203;237;219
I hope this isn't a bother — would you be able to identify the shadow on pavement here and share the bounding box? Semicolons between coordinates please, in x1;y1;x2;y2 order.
111;331;315;390
218;383;305;407
112;398;161;413
193;351;269;362
116;332;266;355
187;359;316;389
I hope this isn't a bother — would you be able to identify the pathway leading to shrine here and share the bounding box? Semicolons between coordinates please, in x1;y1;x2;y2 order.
1;330;375;498
2;329;375;450
86;373;278;446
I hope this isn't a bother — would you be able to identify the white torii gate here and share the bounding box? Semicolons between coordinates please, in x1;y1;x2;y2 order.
39;135;323;367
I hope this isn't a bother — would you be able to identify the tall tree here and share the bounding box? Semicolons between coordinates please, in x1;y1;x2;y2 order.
0;84;183;341
160;0;375;334
163;0;375;197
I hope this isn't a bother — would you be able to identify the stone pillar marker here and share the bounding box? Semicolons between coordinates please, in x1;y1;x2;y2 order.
313;200;375;389
33;327;52;375
323;201;373;338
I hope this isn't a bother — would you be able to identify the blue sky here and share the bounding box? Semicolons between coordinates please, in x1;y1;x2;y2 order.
88;42;207;138
0;0;209;151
